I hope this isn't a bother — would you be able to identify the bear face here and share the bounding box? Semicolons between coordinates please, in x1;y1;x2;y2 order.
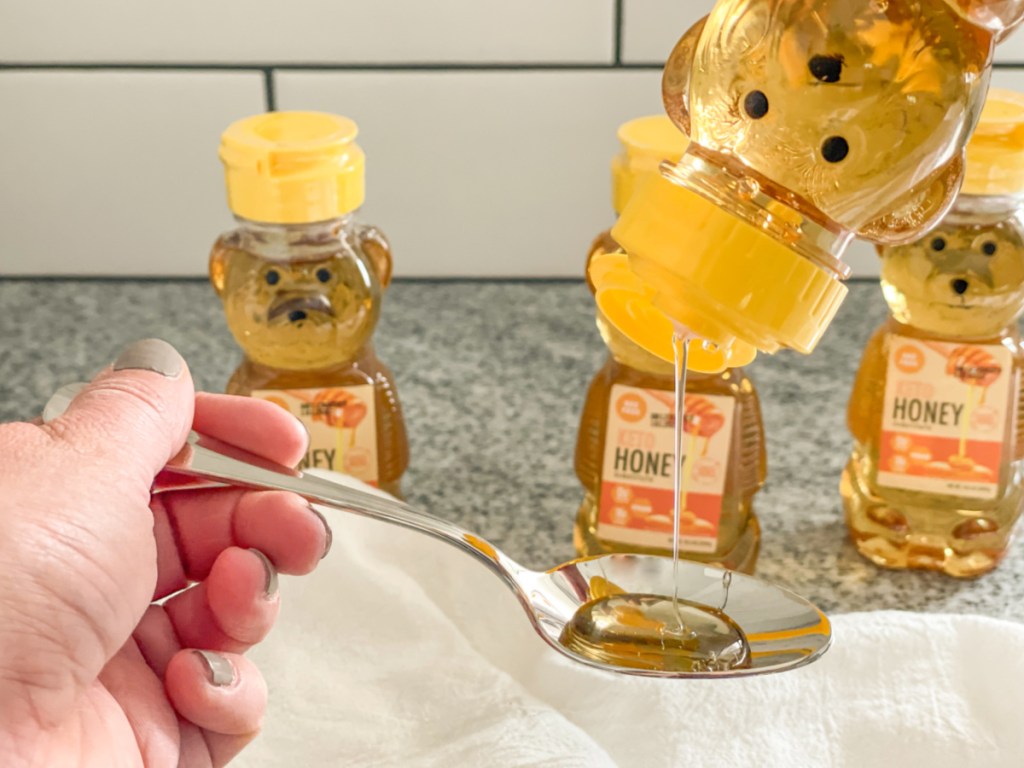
664;0;1024;244
880;213;1024;337
212;227;391;371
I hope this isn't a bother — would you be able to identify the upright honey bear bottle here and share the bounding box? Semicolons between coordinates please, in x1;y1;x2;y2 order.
589;0;1024;373
842;90;1024;577
574;116;767;574
210;111;408;496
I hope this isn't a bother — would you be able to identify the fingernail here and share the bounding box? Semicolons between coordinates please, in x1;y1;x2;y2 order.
248;548;279;597
309;506;333;560
192;649;234;687
113;339;183;378
42;381;89;424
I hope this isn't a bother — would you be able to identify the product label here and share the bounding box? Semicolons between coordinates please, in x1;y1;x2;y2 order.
597;385;735;553
252;385;379;485
877;336;1012;500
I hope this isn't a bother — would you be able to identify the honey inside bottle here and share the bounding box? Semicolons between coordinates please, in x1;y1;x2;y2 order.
574;117;767;574
841;90;1024;577
210;112;408;497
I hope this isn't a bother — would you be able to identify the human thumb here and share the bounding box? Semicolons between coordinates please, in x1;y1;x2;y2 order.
45;338;196;484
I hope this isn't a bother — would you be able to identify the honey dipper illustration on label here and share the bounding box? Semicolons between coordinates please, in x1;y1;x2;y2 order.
308;388;369;471
841;89;1024;577
589;0;1024;373
683;394;725;457
943;345;1003;470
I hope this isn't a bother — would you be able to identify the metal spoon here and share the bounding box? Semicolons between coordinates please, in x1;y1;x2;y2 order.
156;430;831;678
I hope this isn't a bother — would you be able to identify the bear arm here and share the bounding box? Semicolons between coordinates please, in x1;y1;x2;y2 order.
847;326;890;445
662;16;708;137
359;225;394;288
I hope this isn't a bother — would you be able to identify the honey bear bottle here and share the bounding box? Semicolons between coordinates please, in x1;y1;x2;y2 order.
574;116;767;574
210;111;408;496
589;0;1024;373
842;89;1024;577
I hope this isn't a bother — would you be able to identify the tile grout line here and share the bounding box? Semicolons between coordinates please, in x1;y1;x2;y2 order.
263;67;276;111
3;61;1023;74
0;61;667;73
613;0;624;66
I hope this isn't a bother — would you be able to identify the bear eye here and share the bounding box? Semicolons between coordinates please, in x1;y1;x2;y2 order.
821;136;849;163
809;55;844;83
982;241;998;256
316;268;332;283
744;90;769;120
931;237;947;252
265;269;280;286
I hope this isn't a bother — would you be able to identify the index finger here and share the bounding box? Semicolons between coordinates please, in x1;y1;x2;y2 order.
193;393;308;468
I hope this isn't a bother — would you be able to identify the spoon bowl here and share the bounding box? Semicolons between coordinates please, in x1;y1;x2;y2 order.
521;554;830;677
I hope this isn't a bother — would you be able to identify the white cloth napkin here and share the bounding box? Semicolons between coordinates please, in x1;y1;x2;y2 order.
240;477;1024;768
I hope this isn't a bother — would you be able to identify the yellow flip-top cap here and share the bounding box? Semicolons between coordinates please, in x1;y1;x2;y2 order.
220;111;366;224
962;88;1024;196
612;116;689;214
588;250;758;372
602;171;847;370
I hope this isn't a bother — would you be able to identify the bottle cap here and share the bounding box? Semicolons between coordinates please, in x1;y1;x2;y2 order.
593;171;847;372
962;88;1024;197
219;111;366;224
612;116;689;214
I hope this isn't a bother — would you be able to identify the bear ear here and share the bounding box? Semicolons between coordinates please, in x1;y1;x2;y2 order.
209;242;230;298
359;226;393;289
662;16;708;136
859;153;965;246
947;0;1024;41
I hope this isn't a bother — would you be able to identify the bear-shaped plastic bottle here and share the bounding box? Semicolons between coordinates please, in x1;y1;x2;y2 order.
210;111;408;496
589;0;1024;373
575;116;766;573
842;89;1024;577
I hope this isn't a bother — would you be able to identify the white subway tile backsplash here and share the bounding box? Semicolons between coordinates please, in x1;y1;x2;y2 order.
998;30;1024;63
276;70;664;278
0;1;614;65
846;239;880;279
991;67;1024;92
0;70;264;276
621;0;712;64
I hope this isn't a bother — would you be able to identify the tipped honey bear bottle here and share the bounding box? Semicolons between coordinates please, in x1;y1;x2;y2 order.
210;111;408;496
589;0;1024;373
574;116;767;574
842;90;1024;577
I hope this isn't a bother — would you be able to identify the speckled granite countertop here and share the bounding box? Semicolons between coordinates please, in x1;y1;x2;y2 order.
3;278;1023;621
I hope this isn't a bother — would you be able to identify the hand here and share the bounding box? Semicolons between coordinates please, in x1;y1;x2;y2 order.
0;339;331;767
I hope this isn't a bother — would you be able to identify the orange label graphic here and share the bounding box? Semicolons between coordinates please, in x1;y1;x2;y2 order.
598;385;734;553
878;336;1011;500
252;384;379;485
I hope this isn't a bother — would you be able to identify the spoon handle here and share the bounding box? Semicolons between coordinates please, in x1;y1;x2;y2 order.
163;431;521;578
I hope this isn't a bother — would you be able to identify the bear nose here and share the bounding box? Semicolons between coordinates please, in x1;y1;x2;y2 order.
951;278;969;296
288;310;308;322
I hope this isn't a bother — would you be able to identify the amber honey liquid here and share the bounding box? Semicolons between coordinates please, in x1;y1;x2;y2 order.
842;206;1024;577
574;234;766;573
841;321;1024;577
211;222;409;498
